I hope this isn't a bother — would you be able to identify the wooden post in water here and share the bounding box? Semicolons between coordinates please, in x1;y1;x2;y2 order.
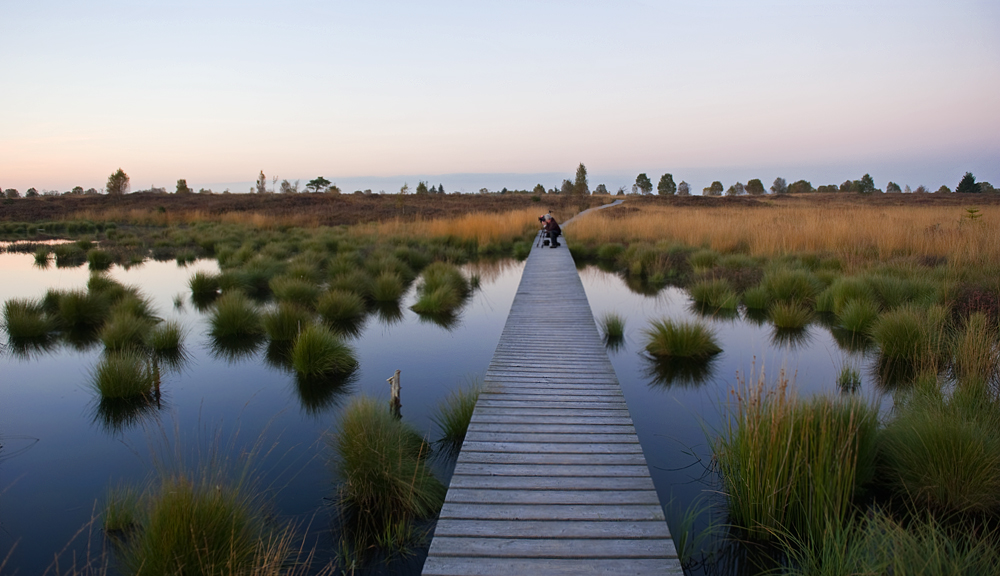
387;369;401;418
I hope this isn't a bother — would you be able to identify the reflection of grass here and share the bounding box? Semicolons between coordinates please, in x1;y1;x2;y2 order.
294;371;356;416
836;365;862;393
643;319;721;359
87;248;114;271
643;355;718;388
689;279;738;311
93;395;160;435
330;396;445;556
432;381;483;454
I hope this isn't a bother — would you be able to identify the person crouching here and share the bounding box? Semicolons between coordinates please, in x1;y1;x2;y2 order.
543;215;561;248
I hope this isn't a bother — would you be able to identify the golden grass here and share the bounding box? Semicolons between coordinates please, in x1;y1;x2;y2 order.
569;203;1000;271
69;208;320;229
365;208;542;245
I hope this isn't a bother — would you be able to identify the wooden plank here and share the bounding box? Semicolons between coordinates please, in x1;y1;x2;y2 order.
422;557;684;576
463;432;638;444
442;489;662;506
446;475;657;492
448;463;651;477
438;503;666;522
469;415;635;425
427;537;676;558
432;519;671;539
459;440;642;452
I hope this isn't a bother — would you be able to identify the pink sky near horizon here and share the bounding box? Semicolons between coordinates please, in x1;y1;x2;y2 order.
2;0;998;193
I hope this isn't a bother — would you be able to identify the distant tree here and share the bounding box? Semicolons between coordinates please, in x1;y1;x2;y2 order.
787;180;813;194
478;188;489;194
501;187;509;194
914;185;928;194
770;177;788;195
839;180;856;193
886;181;902;193
71;186;84;195
726;182;745;196
560;179;574;195
279;179;295;194
746;179;765;196
176;179;192;194
936;185;951;193
956;172;979;194
272;175;278;194
708;181;724;196
816;184;838;194
4;188;19;198
327;183;341;194
85;188;98;195
305;177;331;193
677;181;690;196
400;183;410;195
857;174;876;194
256;171;267;194
616;186;627;196
635;173;653;195
532;183;546;195
106;168;130;196
657;173;676;195
198;188;213;194
437;183;445;194
415;181;429;195
574;163;589;195
904;185;912;194
980;182;996;193
594;183;609;195
25;187;38;197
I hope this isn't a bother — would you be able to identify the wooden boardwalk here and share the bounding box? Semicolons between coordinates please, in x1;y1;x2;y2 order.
422;235;681;575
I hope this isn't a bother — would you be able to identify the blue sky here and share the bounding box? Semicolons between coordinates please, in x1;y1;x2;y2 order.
2;0;998;194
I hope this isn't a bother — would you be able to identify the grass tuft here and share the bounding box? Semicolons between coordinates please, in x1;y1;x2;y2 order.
599;312;626;349
317;290;367;335
91;350;156;399
290;324;357;378
208;291;263;340
643;319;722;359
371;271;405;303
100;311;155;351
3;298;53;339
837;297;881;334
269;276;320;308
263;303;313;343
769;301;813;329
432;381;483;453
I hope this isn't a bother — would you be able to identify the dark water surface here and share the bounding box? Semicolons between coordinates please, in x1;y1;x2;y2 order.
0;253;873;574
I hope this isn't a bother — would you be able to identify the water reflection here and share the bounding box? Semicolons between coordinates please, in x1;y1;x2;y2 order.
690;302;740;322
415;311;461;331
7;336;60;360
828;326;875;354
293;371;357;416
873;355;921;391
371;301;404;326
769;326;813;350
643;354;720;389
91;393;163;435
208;334;264;363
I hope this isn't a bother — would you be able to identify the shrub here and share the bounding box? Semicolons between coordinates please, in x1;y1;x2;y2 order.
209;292;263;340
262;303;313;343
290;325;357;378
317;290;367;335
91;351;156;399
643;319;722;359
330;396;445;551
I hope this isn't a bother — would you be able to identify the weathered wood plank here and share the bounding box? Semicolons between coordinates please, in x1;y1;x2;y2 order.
432;519;671;539
438;503;666;522
422;557;684;576
448;463;651;477
427;537;676;558
446;475;658;492
463;432;638;444
469;414;635;426
443;488;662;506
459;440;642;452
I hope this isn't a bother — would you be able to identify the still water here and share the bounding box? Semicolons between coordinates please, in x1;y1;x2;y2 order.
0;253;869;574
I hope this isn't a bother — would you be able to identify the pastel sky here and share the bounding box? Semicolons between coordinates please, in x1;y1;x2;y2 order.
2;0;998;194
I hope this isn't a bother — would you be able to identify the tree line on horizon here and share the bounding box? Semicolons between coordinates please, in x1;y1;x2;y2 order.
2;167;994;200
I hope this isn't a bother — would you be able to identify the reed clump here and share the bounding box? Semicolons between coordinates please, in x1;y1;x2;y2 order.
208;291;263;341
769;301;813;330
269;276;320;308
869;304;948;366
411;262;470;316
189;271;221;305
599;312;626;349
145;320;183;353
330;396;445;553
100;311;155;351
87;248;114;271
836;297;881;334
3;298;53;339
316;290;367;335
91;351;156;400
262;303;313;343
290;325;357;378
688;279;739;311
643;319;722;359
371;271;405;303
713;372;879;542
432;381;484;453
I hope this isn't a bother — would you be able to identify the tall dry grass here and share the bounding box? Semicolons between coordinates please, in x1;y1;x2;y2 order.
366;208;541;245
570;204;1000;272
70;208;320;229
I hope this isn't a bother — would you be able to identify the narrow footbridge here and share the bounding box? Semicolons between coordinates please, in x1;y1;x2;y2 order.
422;236;681;575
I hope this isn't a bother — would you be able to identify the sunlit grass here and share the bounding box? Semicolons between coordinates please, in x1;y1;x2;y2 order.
643;319;721;359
